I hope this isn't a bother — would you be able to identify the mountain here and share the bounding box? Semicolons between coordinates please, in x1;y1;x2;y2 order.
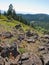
1;10;49;22
18;14;49;22
18;14;49;30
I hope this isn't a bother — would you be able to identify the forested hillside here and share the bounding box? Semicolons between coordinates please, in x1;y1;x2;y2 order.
18;14;49;30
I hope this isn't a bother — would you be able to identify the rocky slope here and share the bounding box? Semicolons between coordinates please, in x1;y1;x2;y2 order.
0;17;49;65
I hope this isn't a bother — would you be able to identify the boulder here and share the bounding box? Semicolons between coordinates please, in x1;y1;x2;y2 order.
0;56;4;65
15;24;21;29
1;47;10;58
33;33;39;40
10;43;20;58
18;34;25;41
38;46;48;54
26;30;33;37
2;32;13;38
26;38;36;43
38;46;45;51
46;61;49;65
18;53;42;65
43;35;49;39
0;43;20;58
43;54;49;65
21;53;29;60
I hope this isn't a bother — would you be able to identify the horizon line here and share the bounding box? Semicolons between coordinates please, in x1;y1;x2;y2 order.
0;9;49;15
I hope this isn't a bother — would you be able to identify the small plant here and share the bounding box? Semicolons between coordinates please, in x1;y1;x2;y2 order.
19;47;25;54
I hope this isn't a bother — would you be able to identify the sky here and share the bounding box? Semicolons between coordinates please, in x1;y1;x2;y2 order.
0;0;49;14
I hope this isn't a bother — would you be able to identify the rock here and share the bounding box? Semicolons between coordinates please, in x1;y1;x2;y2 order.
2;32;13;38
26;38;36;43
15;24;21;29
0;56;4;65
1;46;10;58
38;46;47;54
0;50;43;65
40;54;49;65
43;35;49;39
21;53;29;60
33;33;39;40
26;30;33;37
0;46;3;52
18;52;42;65
40;55;44;65
10;43;20;58
18;34;25;41
0;43;20;58
42;54;49;65
9;55;20;65
46;61;49;65
4;57;10;65
38;46;45;51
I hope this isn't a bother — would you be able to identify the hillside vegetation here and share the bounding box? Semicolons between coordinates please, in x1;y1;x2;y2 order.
19;14;49;30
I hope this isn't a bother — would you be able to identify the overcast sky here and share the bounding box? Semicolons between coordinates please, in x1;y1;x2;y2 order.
0;0;49;14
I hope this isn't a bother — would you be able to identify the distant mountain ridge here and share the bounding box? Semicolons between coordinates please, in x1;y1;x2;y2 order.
18;14;49;22
1;10;49;30
18;14;49;30
1;10;49;22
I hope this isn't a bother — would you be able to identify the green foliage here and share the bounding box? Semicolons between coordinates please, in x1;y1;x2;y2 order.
0;15;7;20
32;21;49;30
19;14;49;30
7;4;13;16
4;11;7;16
19;47;25;54
6;4;27;25
0;10;1;18
12;9;17;20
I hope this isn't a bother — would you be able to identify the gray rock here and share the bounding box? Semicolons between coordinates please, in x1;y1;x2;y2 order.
26;30;33;37
43;54;49;65
38;46;45;51
0;56;4;65
0;43;20;58
2;32;13;38
18;34;25;41
43;35;49;39
15;24;21;29
26;38;36;43
18;53;42;65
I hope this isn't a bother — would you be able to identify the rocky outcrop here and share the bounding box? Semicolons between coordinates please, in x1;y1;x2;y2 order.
0;52;42;65
0;43;20;58
0;26;49;65
18;52;42;65
0;32;13;39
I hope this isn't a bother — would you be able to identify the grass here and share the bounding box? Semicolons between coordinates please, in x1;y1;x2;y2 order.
0;15;43;34
19;47;25;54
0;15;45;55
